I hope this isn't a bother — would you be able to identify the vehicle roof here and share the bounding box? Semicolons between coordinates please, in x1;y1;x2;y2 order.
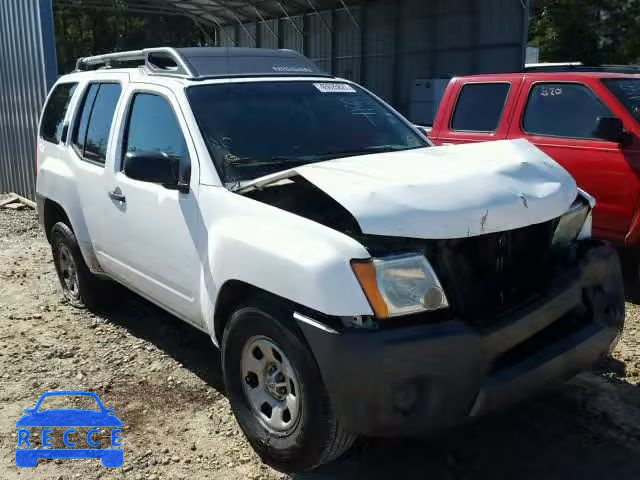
56;67;348;89
457;71;640;81
71;46;331;82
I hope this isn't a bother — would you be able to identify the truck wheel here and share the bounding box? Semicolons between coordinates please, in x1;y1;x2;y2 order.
222;301;355;472
51;222;102;309
620;247;640;303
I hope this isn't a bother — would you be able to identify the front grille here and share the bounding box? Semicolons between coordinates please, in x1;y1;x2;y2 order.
427;219;558;327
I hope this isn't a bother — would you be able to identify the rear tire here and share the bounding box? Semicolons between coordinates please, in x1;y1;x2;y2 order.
51;222;104;309
620;247;640;303
221;299;355;472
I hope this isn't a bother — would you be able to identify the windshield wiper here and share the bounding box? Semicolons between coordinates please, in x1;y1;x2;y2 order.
230;156;314;168
313;145;410;160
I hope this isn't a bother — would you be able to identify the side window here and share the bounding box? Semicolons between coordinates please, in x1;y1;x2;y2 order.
523;83;612;139
72;83;122;165
451;83;510;132
123;93;189;172
72;84;99;155
40;83;78;144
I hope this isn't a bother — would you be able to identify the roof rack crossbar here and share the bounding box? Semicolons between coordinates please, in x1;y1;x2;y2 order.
75;48;196;78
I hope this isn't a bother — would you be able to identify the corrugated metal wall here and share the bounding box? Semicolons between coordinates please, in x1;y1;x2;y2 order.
219;0;526;117
0;0;58;200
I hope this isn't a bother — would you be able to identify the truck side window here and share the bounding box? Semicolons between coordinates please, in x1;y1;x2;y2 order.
40;83;78;144
451;83;510;132
122;93;189;172
523;83;612;139
72;83;122;165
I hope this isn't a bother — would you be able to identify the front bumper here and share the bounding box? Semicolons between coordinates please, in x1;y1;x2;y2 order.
296;241;624;436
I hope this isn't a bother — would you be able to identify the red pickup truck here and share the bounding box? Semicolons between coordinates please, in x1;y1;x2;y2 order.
428;70;640;295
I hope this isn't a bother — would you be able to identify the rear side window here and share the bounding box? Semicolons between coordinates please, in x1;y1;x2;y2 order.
73;84;99;154
72;83;122;165
40;83;77;144
523;83;612;139
451;83;510;132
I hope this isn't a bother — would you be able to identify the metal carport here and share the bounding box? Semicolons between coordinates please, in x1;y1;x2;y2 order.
1;0;530;199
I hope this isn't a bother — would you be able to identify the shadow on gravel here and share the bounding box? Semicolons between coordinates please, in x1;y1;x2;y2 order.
95;285;226;392
296;386;640;480
95;287;640;480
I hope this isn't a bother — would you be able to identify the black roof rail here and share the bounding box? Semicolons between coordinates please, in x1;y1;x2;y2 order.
75;47;331;80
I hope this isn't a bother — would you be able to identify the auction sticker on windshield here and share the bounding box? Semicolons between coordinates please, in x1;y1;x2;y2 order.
15;391;123;468
313;83;357;93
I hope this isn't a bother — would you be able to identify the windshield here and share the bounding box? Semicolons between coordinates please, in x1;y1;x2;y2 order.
603;78;640;122
187;81;428;184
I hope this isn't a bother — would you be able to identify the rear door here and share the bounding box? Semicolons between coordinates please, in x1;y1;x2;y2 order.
98;83;202;326
509;78;639;242
66;76;128;252
433;77;523;145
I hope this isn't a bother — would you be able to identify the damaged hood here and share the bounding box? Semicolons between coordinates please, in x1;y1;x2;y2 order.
241;139;578;239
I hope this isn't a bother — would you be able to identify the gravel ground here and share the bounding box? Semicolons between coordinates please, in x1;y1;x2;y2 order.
1;205;640;479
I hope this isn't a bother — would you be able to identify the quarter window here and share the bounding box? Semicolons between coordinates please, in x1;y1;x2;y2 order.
72;83;122;165
522;83;612;139
451;83;510;132
122;93;189;173
40;83;77;144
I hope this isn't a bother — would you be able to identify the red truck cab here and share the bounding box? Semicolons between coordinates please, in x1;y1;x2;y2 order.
429;71;640;289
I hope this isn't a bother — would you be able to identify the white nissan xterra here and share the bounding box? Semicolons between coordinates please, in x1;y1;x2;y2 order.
36;47;624;472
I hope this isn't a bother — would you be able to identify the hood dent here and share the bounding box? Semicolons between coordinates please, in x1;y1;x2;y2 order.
239;140;577;239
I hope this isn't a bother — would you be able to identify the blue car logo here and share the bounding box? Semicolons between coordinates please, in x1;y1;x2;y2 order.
16;391;123;468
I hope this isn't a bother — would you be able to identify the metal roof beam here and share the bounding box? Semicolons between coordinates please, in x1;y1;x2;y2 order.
338;0;359;29
159;0;239;25
253;6;279;42
277;1;304;39
306;0;332;33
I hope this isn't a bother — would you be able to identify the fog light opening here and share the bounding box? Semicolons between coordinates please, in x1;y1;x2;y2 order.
393;383;418;415
423;287;445;311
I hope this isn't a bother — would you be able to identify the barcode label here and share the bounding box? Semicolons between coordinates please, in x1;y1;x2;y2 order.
313;83;357;93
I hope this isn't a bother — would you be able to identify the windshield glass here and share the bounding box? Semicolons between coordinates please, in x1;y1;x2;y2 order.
187;81;428;184
603;78;640;122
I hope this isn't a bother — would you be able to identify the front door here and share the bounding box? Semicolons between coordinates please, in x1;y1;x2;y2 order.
511;80;640;243
98;85;202;325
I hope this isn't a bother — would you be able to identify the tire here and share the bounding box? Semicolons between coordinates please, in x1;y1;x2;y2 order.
620;247;640;303
51;222;104;309
221;299;355;472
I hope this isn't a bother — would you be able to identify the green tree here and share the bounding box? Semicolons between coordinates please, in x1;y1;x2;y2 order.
530;0;640;65
54;5;216;73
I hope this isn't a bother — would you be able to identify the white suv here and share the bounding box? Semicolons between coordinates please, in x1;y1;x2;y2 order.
36;47;624;472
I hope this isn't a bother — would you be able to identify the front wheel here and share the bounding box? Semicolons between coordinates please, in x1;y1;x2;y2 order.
221;300;355;472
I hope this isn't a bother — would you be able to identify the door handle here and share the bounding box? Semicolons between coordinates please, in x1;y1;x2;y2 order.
108;189;126;203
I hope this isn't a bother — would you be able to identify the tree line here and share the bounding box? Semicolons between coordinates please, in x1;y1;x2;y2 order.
54;6;216;73
530;0;640;65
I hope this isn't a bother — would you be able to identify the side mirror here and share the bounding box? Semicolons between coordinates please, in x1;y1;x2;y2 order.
594;116;628;144
123;151;188;192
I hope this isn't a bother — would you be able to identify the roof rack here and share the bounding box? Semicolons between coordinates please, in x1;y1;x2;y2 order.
75;47;330;80
75;48;197;77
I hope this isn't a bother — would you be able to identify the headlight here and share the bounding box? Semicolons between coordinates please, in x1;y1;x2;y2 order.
351;254;448;318
552;196;592;247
